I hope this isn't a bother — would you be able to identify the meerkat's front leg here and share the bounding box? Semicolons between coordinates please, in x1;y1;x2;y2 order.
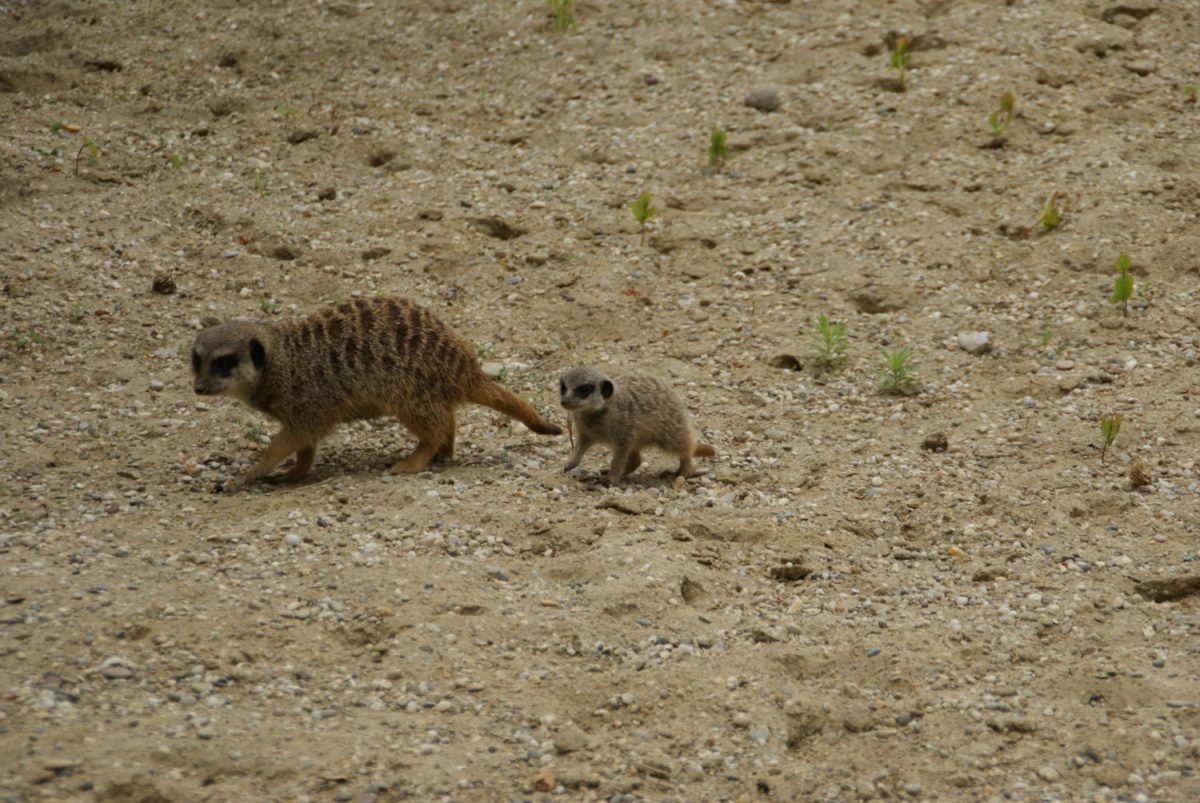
606;441;635;485
245;428;303;483
563;431;594;472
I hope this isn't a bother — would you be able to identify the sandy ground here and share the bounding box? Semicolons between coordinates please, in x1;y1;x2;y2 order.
2;0;1200;800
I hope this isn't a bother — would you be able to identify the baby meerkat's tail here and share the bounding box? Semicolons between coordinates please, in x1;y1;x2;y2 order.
694;443;716;458
469;380;563;435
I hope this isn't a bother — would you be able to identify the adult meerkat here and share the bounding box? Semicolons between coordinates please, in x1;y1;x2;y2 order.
558;366;714;484
190;296;562;483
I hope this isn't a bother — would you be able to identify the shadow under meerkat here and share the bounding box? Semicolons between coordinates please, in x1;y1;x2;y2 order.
190;296;562;485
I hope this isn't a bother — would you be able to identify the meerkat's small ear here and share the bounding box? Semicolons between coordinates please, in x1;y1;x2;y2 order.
249;338;266;370
600;379;614;399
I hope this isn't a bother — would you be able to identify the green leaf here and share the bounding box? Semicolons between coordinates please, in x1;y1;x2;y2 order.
1115;252;1131;272
631;192;657;225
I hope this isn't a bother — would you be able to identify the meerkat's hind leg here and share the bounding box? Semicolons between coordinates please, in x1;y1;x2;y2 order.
676;452;695;478
624;450;643;476
434;413;456;461
391;417;453;473
284;445;317;481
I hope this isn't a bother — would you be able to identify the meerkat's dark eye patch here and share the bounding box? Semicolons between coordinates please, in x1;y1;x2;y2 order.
576;383;594;398
214;354;238;377
191;350;201;374
600;380;614;399
559;380;566;395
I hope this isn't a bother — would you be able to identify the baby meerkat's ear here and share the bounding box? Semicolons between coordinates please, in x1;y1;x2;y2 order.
249;338;266;370
600;379;614;399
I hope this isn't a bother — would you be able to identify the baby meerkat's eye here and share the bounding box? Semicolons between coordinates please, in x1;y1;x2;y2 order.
577;383;594;398
559;380;566;395
191;351;201;374
214;354;238;377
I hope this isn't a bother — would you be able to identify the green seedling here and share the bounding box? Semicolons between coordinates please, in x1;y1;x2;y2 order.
546;0;574;32
1022;191;1066;238
167;154;186;171
888;36;911;91
988;90;1015;139
247;421;268;444
1110;252;1134;317
13;329;46;351
47;120;65;133
1183;85;1198;104
74;136;100;177
274;104;299;119
877;345;919;395
70;301;84;323
1037;318;1054;348
259;297;280;315
708;129;728;168
809;314;850;372
631;191;657;246
250;173;269;194
1099;412;1122;464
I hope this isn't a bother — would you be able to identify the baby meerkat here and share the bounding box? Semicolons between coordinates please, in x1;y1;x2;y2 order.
191;296;562;484
558;366;714;484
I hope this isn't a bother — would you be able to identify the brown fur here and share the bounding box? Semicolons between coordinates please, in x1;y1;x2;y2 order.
559;366;714;483
190;297;561;483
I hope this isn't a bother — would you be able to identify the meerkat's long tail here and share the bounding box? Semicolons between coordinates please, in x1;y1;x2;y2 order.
694;443;716;457
470;381;563;435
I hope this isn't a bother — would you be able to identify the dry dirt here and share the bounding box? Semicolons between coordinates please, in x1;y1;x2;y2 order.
2;0;1200;800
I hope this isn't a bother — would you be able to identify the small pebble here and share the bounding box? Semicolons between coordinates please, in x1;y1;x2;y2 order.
744;87;781;112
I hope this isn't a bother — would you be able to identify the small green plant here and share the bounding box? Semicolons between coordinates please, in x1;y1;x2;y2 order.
1110;252;1134;317
888;36;911;91
250;173;269;195
13;329;46;351
1183;84;1198;104
47;120;65;133
631;191;657;246
1037;318;1054;348
546;0;574;32
74;136;100;177
247;421;268;444
877;345;919;395
1022;191;1066;238
1099;412;1122;464
809;314;850;372
274;104;299;119
988;90;1015;139
259;297;280;314
167;154;186;171
707;129;728;168
70;301;84;323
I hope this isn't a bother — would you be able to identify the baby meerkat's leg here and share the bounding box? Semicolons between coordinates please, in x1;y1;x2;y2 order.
606;442;635;484
245;428;303;482
676;452;695;478
563;431;594;472
624;450;643;476
285;445;317;480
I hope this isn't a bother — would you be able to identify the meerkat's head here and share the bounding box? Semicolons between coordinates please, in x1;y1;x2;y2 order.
191;322;268;402
559;366;614;413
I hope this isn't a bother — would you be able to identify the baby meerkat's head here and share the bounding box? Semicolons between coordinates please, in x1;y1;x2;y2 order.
191;322;267;402
559;366;614;413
